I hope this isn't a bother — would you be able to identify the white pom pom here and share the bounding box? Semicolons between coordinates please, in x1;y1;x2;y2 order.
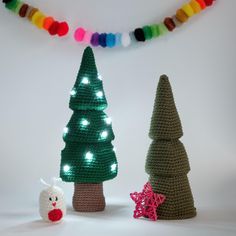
121;32;131;47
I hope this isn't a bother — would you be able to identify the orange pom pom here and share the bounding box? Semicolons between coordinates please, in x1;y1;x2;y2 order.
196;0;206;9
176;9;189;23
189;0;201;14
43;17;54;30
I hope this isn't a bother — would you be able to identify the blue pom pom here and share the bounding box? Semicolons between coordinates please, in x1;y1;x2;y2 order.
106;33;116;48
99;33;107;48
115;33;122;46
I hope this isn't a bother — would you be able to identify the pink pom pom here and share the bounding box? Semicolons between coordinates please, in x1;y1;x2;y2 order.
83;31;93;44
74;27;86;42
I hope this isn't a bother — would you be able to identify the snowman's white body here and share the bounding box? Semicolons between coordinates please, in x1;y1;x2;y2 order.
39;184;66;223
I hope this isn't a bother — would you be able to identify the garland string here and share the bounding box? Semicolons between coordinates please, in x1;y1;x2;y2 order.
2;0;216;48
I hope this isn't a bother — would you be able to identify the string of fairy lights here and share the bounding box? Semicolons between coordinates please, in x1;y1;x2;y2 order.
62;73;117;175
2;0;216;48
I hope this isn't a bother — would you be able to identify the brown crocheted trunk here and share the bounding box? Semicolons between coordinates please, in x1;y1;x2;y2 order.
73;183;105;212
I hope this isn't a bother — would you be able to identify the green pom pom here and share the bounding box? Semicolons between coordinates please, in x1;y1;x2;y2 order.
14;1;23;13
142;25;153;40
157;23;169;36
5;0;19;11
150;25;160;38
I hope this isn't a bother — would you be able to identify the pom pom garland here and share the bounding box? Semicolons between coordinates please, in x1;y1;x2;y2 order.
84;31;93;44
2;0;69;37
57;22;69;37
134;28;146;42
204;0;214;6
196;0;206;9
18;3;28;17
74;27;86;42
171;15;182;27
164;18;176;32
150;25;159;38
99;33;107;48
73;0;215;48
48;21;59;36
43;17;54;30
176;9;189;23
2;0;215;46
27;8;38;21
5;0;18;11
15;1;23;13
157;23;168;36
3;0;13;3
115;33;122;46
143;26;152;40
189;0;201;14
121;33;131;47
106;33;116;48
182;3;195;17
91;32;100;47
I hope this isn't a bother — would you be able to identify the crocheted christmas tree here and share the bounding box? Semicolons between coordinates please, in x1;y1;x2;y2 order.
145;75;196;219
60;47;118;212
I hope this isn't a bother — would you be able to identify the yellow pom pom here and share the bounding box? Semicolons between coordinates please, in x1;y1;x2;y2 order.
189;0;201;14
35;14;46;29
182;3;195;17
31;11;45;28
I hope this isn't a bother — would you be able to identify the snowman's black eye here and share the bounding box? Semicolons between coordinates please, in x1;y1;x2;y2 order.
55;196;58;201
49;197;52;201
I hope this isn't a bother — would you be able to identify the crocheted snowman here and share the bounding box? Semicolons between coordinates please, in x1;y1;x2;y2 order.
39;178;66;223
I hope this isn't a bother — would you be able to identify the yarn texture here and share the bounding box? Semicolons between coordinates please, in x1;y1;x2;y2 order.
145;75;196;220
39;179;66;223
73;183;105;212
60;47;118;212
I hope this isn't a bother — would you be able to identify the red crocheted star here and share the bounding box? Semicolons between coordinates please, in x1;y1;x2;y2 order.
130;182;166;221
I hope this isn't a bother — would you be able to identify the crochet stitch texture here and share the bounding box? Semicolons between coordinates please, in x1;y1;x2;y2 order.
145;75;196;219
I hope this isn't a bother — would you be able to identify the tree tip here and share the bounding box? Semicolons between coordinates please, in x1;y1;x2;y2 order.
84;46;93;53
159;74;169;81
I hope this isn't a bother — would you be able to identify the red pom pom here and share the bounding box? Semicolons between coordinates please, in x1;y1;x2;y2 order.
48;209;63;222
57;22;69;37
48;21;59;36
204;0;214;6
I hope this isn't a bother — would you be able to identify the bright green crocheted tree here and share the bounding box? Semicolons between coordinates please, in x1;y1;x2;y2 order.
145;75;196;219
60;47;117;212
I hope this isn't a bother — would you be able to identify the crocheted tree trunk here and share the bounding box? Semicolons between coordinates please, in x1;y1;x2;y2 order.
145;75;196;220
60;47;118;212
73;183;105;212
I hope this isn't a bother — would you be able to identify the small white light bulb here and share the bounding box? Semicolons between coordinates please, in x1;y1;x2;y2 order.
85;151;94;162
63;165;70;172
100;130;108;139
81;119;89;126
98;74;102;81
63;127;69;134
70;89;76;96
105;117;112;125
96;91;103;98
111;163;117;172
81;77;90;85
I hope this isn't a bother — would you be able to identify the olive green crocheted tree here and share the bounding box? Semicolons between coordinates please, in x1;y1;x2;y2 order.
145;75;196;219
60;47;118;212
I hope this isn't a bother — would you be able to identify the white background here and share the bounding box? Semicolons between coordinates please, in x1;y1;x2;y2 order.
0;0;235;235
